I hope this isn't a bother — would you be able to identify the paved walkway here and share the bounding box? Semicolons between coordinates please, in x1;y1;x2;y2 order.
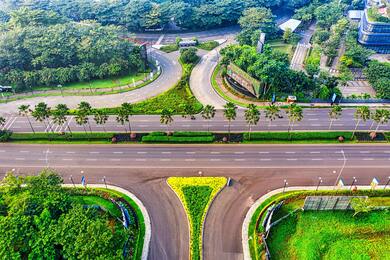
0;49;181;114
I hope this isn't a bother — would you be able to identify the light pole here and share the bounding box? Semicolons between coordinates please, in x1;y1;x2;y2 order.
283;179;288;193
316;177;323;191
334;150;347;189
69;175;75;187
103;176;107;189
350;177;357;190
57;84;63;97
384;177;390;190
198;171;203;177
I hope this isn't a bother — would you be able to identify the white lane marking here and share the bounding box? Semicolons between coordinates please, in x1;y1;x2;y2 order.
62;158;73;161
161;152;172;154
363;158;374;161
234;159;246;161
0;150;5;152
113;152;123;154
258;152;269;154
110;159;121;161
185;159;195;162
235;152;245;154
86;159;97;161
66;151;75;154
308;119;319;121
384;151;390;153
360;151;370;154
210;159;221;161
160;159;171;161
285;152;296;154
135;159;146;162
137;152;147;154
211;152;220;154
310;151;321;154
260;159;271;161
182;125;191;127
19;151;29;153
287;158;297;161
312;158;323;161
186;152;196;154
15;158;25;160
311;124;321;126
89;152;100;154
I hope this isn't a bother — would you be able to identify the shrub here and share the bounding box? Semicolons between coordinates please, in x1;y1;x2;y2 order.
0;130;12;142
9;132;114;141
244;132;353;141
172;132;213;137
142;135;214;143
160;44;179;53
197;41;219;51
148;132;167;136
180;47;199;64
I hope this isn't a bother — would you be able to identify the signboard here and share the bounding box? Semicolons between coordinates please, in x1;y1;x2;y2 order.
337;178;344;189
371;177;379;190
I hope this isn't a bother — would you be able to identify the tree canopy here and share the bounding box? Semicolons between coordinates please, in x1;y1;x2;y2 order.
0;8;144;92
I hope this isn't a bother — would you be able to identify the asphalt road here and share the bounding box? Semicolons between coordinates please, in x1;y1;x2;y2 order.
0;144;389;260
2;108;390;133
0;49;181;115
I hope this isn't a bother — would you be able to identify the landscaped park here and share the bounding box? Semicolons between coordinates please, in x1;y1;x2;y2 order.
247;189;390;260
0;170;147;259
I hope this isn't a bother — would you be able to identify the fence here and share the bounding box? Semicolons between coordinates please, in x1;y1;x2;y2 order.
303;196;367;211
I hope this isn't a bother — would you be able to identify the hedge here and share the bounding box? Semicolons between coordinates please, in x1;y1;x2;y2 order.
148;132;167;136
167;177;227;260
9;132;114;141
0;130;12;142
172;132;213;137
244;132;353;141
142;135;214;143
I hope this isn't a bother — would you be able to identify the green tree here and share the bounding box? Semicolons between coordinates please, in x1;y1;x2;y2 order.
18;104;35;133
352;106;370;139
0;116;6;129
160;108;173;133
116;102;133;133
351;197;372;217
201;105;216;132
265;105;281;127
32;102;53;133
328;105;342;130
244;104;260;140
52;104;71;134
238;7;276;35
223;102;237;141
75;110;88;134
283;28;293;43
93;110;109;132
287;104;303;135
372;109;390;133
77;102;92;133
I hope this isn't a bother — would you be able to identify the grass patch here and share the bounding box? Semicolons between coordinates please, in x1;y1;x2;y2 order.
248;190;390;260
160;44;179;53
244;132;354;142
71;195;121;218
8;132;114;143
197;41;219;51
266;39;295;58
167;177;227;260
142;132;214;143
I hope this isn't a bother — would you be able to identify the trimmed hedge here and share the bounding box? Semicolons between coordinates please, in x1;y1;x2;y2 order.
244;132;353;141
172;132;213;137
9;132;114;141
148;132;167;136
142;135;214;143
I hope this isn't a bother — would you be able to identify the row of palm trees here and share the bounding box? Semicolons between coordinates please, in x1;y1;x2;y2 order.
0;102;389;138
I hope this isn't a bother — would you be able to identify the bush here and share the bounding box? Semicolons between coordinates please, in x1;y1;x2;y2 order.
180;47;199;64
148;132;167;136
9;132;114;141
142;135;214;143
0;130;12;142
244;132;353;141
160;44;179;53
172;132;213;137
197;41;219;51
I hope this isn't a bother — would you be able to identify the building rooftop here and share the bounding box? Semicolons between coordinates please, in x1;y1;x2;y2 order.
278;19;302;32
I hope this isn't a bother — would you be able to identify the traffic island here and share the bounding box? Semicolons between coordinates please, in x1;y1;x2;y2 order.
167;177;227;260
243;186;390;260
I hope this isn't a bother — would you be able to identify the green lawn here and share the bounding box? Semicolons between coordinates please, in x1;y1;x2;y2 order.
167;177;227;260
72;195;121;218
34;72;147;91
266;39;295;58
197;41;219;51
268;210;390;260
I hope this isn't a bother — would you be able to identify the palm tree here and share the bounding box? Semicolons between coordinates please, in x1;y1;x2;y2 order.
352;106;370;139
287;104;303;135
223;102;237;141
328;105;342;130
244;104;260;141
0;116;5;129
372;109;390;133
116;108;129;133
201;105;216;132
75;110;88;134
77;102;92;133
53;104;71;134
121;102;133;132
265;104;280;127
160;109;174;133
32;102;53;133
18;104;35;133
94;110;109;132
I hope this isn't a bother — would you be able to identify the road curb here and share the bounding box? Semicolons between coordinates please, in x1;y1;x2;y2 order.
62;184;151;260
241;185;386;260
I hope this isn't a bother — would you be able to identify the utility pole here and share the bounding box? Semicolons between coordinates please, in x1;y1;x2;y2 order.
316;177;323;191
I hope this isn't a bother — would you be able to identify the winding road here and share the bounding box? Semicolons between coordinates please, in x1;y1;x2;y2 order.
0;50;182;115
0;144;389;260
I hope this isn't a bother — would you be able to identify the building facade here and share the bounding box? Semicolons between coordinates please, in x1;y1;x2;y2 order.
358;6;390;53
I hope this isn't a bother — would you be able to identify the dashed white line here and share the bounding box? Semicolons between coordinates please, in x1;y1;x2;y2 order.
311;158;323;161
19;151;29;153
161;152;172;154
66;151;75;154
285;152;296;154
211;152;220;154
363;158;374;161
135;159;146;162
0;150;5;153
15;158;25;160
62;158;73;161
185;159;195;162
260;159;271;161
234;159;246;161
113;152;123;154
258;152;269;154
160;159;171;161
86;159;97;161
89;152;100;154
210;159;221;161
137;152;148;154
235;152;245;154
287;158;297;161
310;151;321;154
110;159;121;161
186;152;196;154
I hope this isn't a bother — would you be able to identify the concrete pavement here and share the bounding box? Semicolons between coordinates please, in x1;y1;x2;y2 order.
2;108;390;133
0;50;182;115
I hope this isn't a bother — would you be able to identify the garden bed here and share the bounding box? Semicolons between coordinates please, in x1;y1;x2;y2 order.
167;177;226;260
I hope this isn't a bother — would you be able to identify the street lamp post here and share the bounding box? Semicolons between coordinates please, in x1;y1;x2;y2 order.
283;179;288;193
334;150;347;189
57;84;63;97
350;177;357;190
198;171;203;177
316;177;323;191
69;175;75;188
103;176;107;189
384;177;390;190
